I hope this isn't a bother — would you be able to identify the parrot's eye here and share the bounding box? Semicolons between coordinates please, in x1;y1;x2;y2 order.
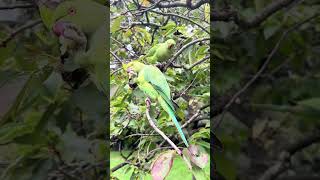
68;7;76;15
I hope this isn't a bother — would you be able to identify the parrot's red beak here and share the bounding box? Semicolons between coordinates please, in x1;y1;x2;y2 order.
169;44;174;49
127;68;137;79
52;21;67;36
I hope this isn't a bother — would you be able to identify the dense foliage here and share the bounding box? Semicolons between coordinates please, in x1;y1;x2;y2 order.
0;0;107;179
212;0;320;179
110;0;210;179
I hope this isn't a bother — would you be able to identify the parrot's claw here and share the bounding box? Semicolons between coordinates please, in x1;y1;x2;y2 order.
145;97;151;108
155;63;165;72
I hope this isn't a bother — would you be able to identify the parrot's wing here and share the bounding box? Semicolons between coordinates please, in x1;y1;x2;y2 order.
153;85;175;111
145;44;160;57
142;65;171;99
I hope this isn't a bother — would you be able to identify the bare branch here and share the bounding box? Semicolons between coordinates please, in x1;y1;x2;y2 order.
182;104;209;128
259;131;320;180
145;98;182;155
0;19;42;48
124;133;159;138
164;37;210;71
189;56;210;69
110;51;124;65
212;0;298;28
111;161;130;172
214;13;320;129
150;10;209;34
0;4;34;10
155;0;209;10
120;21;161;29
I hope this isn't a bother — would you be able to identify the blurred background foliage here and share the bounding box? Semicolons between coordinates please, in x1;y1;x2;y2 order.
110;0;210;179
212;0;320;179
0;0;107;179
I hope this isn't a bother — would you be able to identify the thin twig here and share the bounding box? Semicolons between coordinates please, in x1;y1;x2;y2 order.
211;0;298;28
164;37;210;71
189;56;210;69
150;10;209;34
0;4;34;10
0;19;42;47
173;72;199;100
131;0;161;15
155;0;209;9
182;104;209;128
145;98;182;155
258;131;320;180
214;13;320;129
110;51;123;65
124;133;159;138
111;161;130;172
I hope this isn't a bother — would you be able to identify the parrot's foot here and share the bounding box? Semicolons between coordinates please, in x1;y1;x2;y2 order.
128;77;138;89
60;52;69;64
61;68;89;90
155;63;165;71
145;97;151;108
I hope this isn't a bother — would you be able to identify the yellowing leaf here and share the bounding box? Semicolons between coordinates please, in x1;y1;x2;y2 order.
204;4;210;22
183;145;208;169
141;0;150;6
151;150;176;180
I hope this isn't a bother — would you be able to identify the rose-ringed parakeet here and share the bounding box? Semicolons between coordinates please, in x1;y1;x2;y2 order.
144;39;176;63
124;61;189;147
51;0;108;95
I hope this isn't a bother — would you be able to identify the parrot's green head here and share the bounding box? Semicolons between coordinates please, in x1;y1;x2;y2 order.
165;39;176;50
123;61;145;78
52;0;105;36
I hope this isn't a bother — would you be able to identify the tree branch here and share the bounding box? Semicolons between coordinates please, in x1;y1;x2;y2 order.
155;0;209;10
182;104;209;128
0;19;42;48
211;0;298;28
164;37;210;71
110;51;124;65
150;10;209;34
258;131;320;180
0;4;34;10
111;161;130;172
145;98;182;155
214;13;319;129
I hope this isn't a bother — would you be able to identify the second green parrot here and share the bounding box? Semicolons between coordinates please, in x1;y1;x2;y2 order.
144;39;176;63
124;61;189;147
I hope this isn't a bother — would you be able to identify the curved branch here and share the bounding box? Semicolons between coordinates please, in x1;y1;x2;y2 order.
181;104;209;128
145;98;182;155
258;131;320;180
150;10;209;34
212;0;298;28
0;19;42;48
214;13;319;129
0;4;34;10
164;37;210;71
110;51;123;64
155;0;209;10
120;21;161;29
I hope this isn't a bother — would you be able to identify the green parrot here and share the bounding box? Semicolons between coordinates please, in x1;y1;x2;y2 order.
124;61;189;147
51;0;108;95
144;39;176;63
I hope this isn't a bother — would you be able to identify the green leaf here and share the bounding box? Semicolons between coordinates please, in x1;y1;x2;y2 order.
298;98;320;110
0;66;53;125
38;5;54;28
214;152;237;180
111;16;125;33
